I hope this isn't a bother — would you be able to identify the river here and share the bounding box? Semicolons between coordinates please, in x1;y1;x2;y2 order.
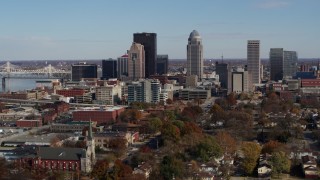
0;78;52;92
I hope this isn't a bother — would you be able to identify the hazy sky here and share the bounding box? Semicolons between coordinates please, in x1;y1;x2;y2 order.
0;0;319;60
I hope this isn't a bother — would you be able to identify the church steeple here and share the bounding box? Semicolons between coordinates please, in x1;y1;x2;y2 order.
88;119;93;140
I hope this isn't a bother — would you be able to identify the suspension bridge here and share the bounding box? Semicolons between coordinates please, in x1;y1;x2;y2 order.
0;62;71;90
0;62;71;77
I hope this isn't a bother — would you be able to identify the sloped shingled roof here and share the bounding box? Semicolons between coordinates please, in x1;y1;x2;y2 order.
38;147;86;161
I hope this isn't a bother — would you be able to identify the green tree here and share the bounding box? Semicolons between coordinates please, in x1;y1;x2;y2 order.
193;136;222;162
241;142;261;175
161;122;181;142
271;151;291;178
160;155;185;180
148;117;163;134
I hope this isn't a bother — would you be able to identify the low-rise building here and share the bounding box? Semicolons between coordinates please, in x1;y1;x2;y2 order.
302;155;318;179
51;121;97;133
94;131;139;148
16;119;42;127
179;88;211;100
72;106;125;125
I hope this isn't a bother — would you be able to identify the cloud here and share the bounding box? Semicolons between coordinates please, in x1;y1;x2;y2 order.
256;0;290;9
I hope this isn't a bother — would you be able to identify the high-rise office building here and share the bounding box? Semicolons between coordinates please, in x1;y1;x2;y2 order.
133;32;157;78
156;55;168;75
128;42;145;80
151;79;161;103
71;62;97;81
283;51;298;78
215;62;229;89
117;54;129;79
102;59;117;80
187;30;203;80
247;40;260;90
270;48;284;81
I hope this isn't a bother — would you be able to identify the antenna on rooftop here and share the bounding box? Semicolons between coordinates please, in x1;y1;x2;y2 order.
221;53;224;63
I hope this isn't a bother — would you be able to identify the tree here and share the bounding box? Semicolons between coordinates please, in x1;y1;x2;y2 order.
110;159;133;179
270;151;291;178
192;136;222;162
50;136;61;147
160;155;185;180
107;138;127;157
241;142;261;175
183;122;202;135
119;109;142;123
227;92;237;107
261;140;286;154
0;158;8;179
148;117;163;134
209;104;226;123
215;131;237;155
91;159;109;180
166;98;173;105
161;122;181;142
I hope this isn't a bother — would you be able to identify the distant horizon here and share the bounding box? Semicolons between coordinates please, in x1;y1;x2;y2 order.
0;0;319;60
1;57;320;62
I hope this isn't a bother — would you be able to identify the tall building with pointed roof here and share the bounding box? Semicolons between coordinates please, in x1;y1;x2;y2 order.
187;30;203;80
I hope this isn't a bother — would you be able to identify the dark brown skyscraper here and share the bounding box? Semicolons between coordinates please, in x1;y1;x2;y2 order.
133;32;157;78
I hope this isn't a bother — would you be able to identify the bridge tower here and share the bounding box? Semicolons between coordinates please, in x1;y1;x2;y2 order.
2;62;11;91
47;64;52;78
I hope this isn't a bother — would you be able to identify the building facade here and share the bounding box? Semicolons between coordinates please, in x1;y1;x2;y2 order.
283;51;298;78
117;54;129;79
133;32;157;78
102;59;117;80
247;40;260;90
151;79;161;103
270;48;284;81
128;42;145;80
156;55;168;75
231;70;249;93
72;107;125;125
187;30;203;80
215;62;229;89
71;62;97;81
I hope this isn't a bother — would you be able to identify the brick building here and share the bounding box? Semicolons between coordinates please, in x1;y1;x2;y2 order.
72;106;125;125
56;89;86;97
41;101;69;115
16;119;42;127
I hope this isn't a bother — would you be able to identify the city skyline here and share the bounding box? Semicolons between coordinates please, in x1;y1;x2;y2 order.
0;0;319;60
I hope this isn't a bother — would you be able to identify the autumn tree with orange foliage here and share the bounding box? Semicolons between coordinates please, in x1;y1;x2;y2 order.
261;140;287;154
215;131;237;155
119;109;142;123
226;92;237;107
91;159;110;180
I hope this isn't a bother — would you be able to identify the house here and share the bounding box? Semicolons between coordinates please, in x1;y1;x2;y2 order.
302;155;319;179
257;153;272;178
16;121;96;173
133;162;152;179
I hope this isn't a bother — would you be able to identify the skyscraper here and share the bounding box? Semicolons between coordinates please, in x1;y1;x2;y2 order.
270;48;284;81
71;62;97;81
156;55;168;75
117;54;128;79
215;62;229;89
247;40;260;90
102;59;117;80
128;42;145;80
283;51;298;78
133;32;157;78
187;30;203;80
